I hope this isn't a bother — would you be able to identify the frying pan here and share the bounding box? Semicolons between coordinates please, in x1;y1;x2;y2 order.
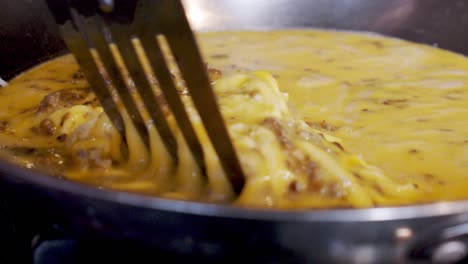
1;0;468;262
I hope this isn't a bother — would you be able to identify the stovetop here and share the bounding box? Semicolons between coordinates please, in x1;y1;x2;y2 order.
0;196;290;264
1;218;227;264
3;222;229;264
33;238;209;264
0;198;206;264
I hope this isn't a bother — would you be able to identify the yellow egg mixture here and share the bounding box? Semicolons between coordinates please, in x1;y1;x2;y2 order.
1;30;468;209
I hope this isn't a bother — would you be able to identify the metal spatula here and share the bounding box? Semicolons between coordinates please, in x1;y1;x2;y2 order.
44;0;245;194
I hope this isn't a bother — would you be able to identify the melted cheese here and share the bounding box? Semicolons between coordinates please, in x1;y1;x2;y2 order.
2;29;468;209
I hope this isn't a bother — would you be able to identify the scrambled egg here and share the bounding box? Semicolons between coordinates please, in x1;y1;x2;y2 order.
1;29;468;209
